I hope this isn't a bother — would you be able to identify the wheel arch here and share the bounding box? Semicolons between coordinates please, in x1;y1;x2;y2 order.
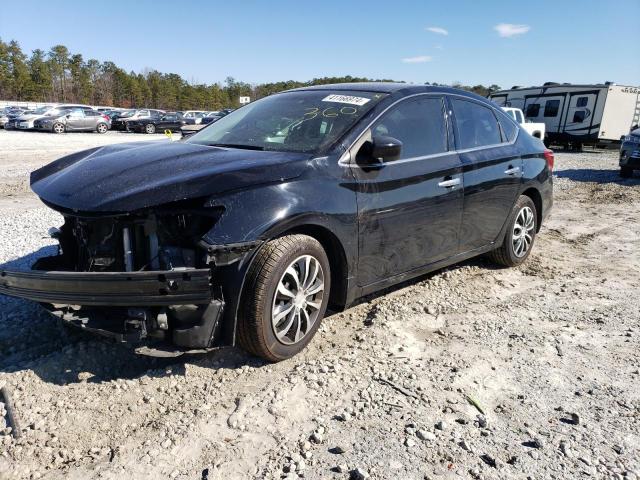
521;186;543;232
279;223;349;310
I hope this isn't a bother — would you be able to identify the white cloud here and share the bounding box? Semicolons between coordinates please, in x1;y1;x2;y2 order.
494;23;531;38
426;26;448;36
402;55;433;64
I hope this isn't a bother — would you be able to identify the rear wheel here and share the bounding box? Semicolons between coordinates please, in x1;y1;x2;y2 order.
52;123;65;134
145;123;156;134
96;123;108;134
489;195;537;267
238;234;331;362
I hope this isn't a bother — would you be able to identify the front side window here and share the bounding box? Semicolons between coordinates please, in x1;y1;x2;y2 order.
187;90;387;153
544;100;560;117
370;96;447;159
526;103;540;118
451;99;502;149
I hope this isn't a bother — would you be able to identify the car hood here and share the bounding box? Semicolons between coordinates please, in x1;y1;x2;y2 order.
30;141;311;213
16;114;44;121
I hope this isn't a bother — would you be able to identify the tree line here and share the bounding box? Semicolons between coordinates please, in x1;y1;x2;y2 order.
0;39;502;110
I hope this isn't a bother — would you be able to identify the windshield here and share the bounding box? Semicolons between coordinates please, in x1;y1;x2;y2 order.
31;106;50;114
119;110;135;118
186;90;387;153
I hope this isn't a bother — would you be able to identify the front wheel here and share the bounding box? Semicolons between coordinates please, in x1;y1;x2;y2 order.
145;123;156;134
96;123;108;134
238;234;331;362
489;195;537;267
52;123;65;134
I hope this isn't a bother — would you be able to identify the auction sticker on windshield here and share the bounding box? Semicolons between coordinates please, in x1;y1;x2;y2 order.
322;94;371;106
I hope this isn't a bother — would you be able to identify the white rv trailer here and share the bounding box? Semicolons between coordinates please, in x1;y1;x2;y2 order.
489;83;640;148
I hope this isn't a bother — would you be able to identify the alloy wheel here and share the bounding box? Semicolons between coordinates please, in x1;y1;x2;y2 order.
97;124;107;133
146;124;155;134
271;255;325;345
512;206;535;257
53;123;64;134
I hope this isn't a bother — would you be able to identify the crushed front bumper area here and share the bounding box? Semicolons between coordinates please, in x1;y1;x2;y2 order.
0;267;225;350
0;268;212;306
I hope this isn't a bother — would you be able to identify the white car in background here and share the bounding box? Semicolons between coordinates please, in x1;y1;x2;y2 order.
7;104;94;130
502;107;546;141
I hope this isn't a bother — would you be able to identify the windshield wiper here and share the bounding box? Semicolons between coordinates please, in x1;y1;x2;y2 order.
207;143;265;151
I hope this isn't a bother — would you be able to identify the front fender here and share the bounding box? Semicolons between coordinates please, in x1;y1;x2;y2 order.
202;172;358;346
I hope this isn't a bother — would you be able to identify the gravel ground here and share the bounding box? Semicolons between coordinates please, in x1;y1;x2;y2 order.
0;132;638;480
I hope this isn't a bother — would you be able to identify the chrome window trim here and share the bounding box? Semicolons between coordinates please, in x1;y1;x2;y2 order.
339;92;519;167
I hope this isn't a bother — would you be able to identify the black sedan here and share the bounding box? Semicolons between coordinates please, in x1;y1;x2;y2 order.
126;113;186;134
0;83;553;361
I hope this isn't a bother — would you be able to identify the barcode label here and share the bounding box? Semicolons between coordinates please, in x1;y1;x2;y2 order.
322;94;371;106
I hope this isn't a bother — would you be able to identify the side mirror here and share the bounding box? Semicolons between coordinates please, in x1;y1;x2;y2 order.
65;114;71;119
371;136;402;162
181;129;197;138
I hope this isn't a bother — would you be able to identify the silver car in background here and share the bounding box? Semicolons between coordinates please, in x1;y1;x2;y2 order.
33;108;111;134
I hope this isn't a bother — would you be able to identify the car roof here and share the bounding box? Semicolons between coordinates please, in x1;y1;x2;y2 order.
284;82;492;103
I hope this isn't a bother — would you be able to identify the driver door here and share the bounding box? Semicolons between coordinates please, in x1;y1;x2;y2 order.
350;95;464;286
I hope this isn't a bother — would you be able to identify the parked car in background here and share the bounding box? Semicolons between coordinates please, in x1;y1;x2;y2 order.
110;109;165;131
619;127;640;178
181;111;208;125
0;108;23;128
33;108;111;134
201;110;229;125
6;104;94;130
502;107;546;142
127;112;186;134
0;83;553;361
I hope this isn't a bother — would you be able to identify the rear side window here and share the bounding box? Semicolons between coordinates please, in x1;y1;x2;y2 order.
371;96;447;159
526;103;540;118
496;111;518;142
515;110;524;124
451;99;502;149
544;100;560;117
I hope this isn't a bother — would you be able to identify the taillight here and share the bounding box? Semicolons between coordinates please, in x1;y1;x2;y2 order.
101;114;110;121
543;149;554;172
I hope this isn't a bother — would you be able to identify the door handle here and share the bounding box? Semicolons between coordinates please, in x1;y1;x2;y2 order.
504;166;521;176
438;177;461;188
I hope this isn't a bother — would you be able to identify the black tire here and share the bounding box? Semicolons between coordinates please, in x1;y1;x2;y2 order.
52;123;65;134
620;166;633;178
145;123;156;134
96;123;108;134
489;195;537;267
238;234;331;362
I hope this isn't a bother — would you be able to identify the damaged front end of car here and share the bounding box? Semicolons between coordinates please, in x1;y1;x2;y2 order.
0;198;260;352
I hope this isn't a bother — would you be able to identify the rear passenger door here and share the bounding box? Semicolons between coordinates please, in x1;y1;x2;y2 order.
65;109;86;130
449;97;522;252
352;95;464;286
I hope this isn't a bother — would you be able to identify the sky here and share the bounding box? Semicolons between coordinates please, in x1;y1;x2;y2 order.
1;0;639;89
